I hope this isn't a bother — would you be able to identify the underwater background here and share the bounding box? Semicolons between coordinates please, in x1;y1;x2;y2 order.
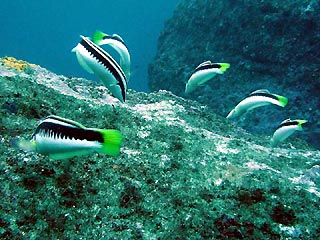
149;0;320;149
1;0;320;239
0;0;179;92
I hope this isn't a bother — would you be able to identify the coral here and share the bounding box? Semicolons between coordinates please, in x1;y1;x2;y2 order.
0;56;37;72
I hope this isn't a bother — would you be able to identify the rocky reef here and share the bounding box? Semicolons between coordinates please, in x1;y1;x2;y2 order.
1;57;320;238
148;0;320;148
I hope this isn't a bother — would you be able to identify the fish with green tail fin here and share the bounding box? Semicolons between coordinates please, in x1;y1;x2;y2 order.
226;89;288;119
72;35;127;102
271;119;308;147
185;61;230;94
93;30;131;81
14;115;122;159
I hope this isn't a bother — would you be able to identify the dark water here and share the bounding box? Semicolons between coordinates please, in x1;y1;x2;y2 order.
0;0;179;92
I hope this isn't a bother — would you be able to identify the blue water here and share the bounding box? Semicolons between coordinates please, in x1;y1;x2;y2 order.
0;0;179;92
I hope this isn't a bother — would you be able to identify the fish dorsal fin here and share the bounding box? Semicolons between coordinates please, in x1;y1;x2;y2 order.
93;31;126;45
250;89;270;95
194;61;229;73
278;119;307;129
195;60;212;70
280;118;291;125
248;89;288;107
111;34;125;43
277;118;293;128
43;115;86;129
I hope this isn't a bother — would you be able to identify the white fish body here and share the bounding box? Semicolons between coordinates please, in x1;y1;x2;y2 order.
185;61;230;94
271;119;307;147
227;89;288;119
72;36;127;102
15;115;122;159
34;130;101;159
93;31;131;81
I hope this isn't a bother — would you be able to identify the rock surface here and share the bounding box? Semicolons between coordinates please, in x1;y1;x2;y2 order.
148;0;320;148
1;57;320;238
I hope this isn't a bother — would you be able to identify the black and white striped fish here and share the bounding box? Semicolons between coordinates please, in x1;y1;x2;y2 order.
185;61;230;94
226;89;288;119
72;35;127;102
271;119;307;147
15;115;122;159
93;30;131;81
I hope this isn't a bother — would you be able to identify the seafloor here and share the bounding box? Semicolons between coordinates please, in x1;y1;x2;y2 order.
1;57;320;239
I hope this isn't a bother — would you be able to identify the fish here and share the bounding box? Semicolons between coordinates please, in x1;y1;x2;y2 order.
271;119;307;147
72;35;127;102
185;61;230;94
15;115;122;159
226;89;288;119
93;30;131;81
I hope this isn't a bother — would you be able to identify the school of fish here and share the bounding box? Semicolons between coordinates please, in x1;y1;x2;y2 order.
15;29;308;160
185;60;307;147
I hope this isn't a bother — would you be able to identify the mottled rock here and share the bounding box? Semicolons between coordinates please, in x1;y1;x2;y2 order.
148;0;320;148
1;57;320;238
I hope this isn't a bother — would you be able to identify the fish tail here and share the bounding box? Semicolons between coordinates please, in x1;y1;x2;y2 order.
218;63;230;72
93;30;107;45
98;129;122;156
274;94;288;107
297;120;308;130
12;139;36;152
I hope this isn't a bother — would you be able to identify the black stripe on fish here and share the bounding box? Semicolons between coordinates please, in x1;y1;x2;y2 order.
103;35;127;48
42;115;85;129
193;63;222;74
249;92;278;101
278;120;300;129
80;37;127;101
34;121;104;143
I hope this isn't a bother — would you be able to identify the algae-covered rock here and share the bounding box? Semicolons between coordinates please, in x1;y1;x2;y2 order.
1;57;320;238
148;0;320;148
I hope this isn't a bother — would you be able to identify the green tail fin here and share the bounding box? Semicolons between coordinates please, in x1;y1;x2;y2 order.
297;120;308;130
93;31;107;45
218;63;230;72
98;129;122;156
274;94;288;107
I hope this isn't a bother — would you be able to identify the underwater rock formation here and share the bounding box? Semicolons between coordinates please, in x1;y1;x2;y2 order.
1;57;320;238
148;0;320;148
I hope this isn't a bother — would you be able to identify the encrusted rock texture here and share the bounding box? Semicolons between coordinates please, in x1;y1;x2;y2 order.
148;0;320;148
1;57;320;238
